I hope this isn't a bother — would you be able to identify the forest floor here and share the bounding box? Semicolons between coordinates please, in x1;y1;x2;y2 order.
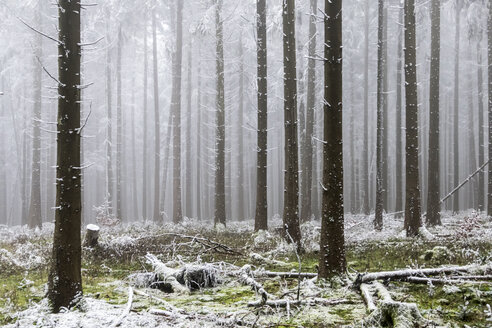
0;211;491;327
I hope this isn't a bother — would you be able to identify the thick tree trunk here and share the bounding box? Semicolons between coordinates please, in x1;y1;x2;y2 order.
426;0;441;226
255;0;268;231
319;0;346;278
152;11;161;223
300;0;317;222
282;0;301;245
28;3;43;228
214;0;226;226
48;0;82;311
403;0;422;237
172;0;184;224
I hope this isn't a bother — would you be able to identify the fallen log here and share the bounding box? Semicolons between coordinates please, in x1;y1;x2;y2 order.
354;264;488;286
359;283;377;312
239;265;271;304
254;270;318;279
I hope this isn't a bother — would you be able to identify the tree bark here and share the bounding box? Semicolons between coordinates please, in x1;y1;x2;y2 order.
453;1;461;213
403;0;422;237
319;0;346;278
152;10;161;223
142;17;148;221
214;0;226;226
487;0;492;216
28;2;43;228
185;38;193;218
426;0;441;226
116;25;123;221
237;34;246;221
477;35;485;212
282;0;301;245
172;0;184;224
255;0;268;231
395;5;404;218
105;8;114;217
362;0;370;216
48;0;82;311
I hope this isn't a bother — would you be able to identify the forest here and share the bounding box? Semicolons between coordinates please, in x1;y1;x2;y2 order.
0;0;491;327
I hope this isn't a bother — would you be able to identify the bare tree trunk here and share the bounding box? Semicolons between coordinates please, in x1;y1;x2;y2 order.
395;5;404;218
214;0;226;226
427;0;441;226
375;0;385;230
142;17;148;221
362;0;370;216
453;1;461;213
382;2;389;213
172;0;184;224
152;10;161;223
48;0;82;311
489;0;492;216
105;9;114;217
28;3;43;228
319;0;345;278
282;0;301;245
300;0;317;222
185;39;193;218
116;26;123;221
477;35;485;212
131;76;138;221
237;34;245;221
196;47;202;220
255;0;268;231
403;0;422;237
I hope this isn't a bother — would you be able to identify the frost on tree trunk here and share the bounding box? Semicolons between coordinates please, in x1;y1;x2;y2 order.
488;0;492;216
426;0;441;226
403;0;422;237
116;25;123;221
48;0;83;312
152;10;161;223
255;0;268;231
453;1;461;214
318;0;346;278
281;0;301;245
214;0;226;227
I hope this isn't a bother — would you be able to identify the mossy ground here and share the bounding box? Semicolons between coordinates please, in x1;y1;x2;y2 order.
0;227;491;327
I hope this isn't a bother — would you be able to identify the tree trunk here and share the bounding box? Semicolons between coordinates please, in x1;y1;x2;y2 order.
172;0;183;224
28;3;43;228
196;47;202;220
48;0;82;311
488;0;492;216
477;35;485;212
237;34;245;221
116;25;123;221
300;0;317;222
426;0;441;226
142;17;148;221
131;76;138;221
255;0;268;231
105;9;114;217
362;0;370;216
395;5;404;218
214;0;226;226
319;0;345;278
382;2;389;213
282;0;301;245
453;2;461;213
403;0;422;237
185;39;193;218
152;10;161;223
375;0;385;230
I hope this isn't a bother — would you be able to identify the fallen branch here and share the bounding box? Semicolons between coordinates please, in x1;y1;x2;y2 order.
359;283;377;312
254;270;318;279
109;286;133;328
400;276;492;286
248;298;350;308
354;264;487;286
239;265;271;304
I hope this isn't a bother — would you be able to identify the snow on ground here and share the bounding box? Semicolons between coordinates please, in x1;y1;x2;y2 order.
1;211;491;327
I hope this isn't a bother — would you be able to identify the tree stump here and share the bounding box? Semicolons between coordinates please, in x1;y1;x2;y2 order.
83;224;100;248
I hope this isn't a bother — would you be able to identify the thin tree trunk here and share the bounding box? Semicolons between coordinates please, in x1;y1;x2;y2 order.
477;36;485;212
453;2;461;213
48;0;82;311
427;0;441;226
28;3;43;228
395;5;404;217
196;47;202;219
282;0;301;245
131;76;138;221
363;0;370;215
488;0;492;216
403;0;422;237
300;0;317;222
255;0;268;231
319;0;345;278
142;17;148;221
237;33;245;221
214;0;226;226
116;26;123;221
105;9;114;216
185;38;193;218
152;10;161;223
172;0;184;223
